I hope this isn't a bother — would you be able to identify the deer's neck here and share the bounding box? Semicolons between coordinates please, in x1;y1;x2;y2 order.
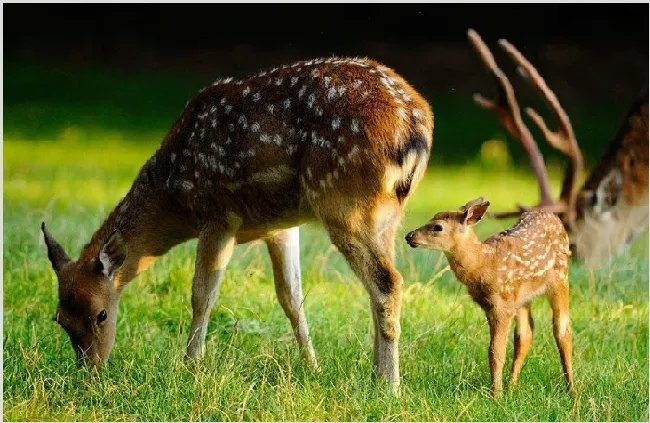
80;157;197;289
444;231;495;287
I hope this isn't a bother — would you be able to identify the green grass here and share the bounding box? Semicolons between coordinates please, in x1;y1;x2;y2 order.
3;137;648;421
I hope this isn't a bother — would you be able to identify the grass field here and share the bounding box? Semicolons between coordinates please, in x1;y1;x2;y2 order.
3;136;648;421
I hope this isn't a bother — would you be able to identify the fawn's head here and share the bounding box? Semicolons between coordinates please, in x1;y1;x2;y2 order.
405;197;490;252
42;223;127;365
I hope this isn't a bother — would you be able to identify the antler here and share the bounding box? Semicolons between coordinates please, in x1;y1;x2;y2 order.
467;29;554;208
467;29;584;222
499;39;584;221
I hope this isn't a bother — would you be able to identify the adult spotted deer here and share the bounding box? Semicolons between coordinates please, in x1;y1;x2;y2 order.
468;29;648;267
42;57;433;391
405;197;573;397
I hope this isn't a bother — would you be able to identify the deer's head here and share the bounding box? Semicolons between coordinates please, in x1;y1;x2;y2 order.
468;29;649;267
42;223;126;365
406;197;490;252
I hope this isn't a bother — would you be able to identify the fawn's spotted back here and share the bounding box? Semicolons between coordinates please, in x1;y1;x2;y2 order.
486;210;571;292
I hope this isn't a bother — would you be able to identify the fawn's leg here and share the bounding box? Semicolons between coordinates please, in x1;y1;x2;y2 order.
325;220;403;393
265;227;318;369
487;307;514;398
547;277;574;393
509;303;534;387
186;220;240;359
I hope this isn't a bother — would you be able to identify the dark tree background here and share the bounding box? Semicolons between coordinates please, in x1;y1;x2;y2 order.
4;3;649;163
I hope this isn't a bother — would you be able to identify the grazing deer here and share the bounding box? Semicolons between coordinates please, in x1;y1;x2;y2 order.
405;197;573;397
467;29;649;267
42;56;433;391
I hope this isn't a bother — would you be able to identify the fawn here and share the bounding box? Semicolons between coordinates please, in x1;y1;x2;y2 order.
405;197;573;397
42;56;433;391
467;29;648;267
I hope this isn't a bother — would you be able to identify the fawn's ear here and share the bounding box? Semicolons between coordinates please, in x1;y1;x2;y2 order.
42;222;71;271
460;196;485;212
463;201;490;226
97;231;127;280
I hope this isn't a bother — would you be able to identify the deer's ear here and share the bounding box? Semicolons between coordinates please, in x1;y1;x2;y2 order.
42;222;71;271
463;201;490;226
97;231;127;280
460;196;485;211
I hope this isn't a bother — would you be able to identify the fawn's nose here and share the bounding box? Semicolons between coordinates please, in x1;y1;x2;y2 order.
405;231;417;247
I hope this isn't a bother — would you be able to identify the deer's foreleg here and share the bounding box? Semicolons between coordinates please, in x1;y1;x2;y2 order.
186;219;240;359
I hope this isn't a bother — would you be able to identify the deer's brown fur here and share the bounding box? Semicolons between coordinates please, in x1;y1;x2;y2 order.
406;198;573;397
43;56;433;391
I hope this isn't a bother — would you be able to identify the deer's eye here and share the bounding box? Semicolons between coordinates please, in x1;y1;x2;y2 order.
97;310;107;325
432;224;443;232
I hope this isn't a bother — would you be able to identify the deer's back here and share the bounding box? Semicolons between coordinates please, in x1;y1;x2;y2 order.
146;57;432;225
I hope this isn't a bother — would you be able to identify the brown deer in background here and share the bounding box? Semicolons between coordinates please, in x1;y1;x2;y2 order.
42;57;433;391
405;197;573;398
468;29;648;267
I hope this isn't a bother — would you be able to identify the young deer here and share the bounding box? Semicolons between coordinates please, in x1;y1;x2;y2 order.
42;56;433;391
405;197;573;397
467;29;648;267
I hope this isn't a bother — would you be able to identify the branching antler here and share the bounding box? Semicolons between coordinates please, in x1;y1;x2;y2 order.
468;29;555;209
467;29;584;222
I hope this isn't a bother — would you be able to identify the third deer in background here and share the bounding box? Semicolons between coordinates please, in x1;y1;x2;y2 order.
467;29;649;267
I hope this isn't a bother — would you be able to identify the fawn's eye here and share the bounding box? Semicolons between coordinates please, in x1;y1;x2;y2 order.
96;309;107;325
432;224;443;232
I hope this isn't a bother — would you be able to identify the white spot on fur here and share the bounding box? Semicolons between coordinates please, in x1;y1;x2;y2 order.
327;87;336;101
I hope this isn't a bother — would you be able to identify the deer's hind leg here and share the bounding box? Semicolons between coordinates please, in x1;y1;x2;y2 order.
319;200;405;392
265;227;318;369
509;302;534;388
547;275;574;394
186;218;241;359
